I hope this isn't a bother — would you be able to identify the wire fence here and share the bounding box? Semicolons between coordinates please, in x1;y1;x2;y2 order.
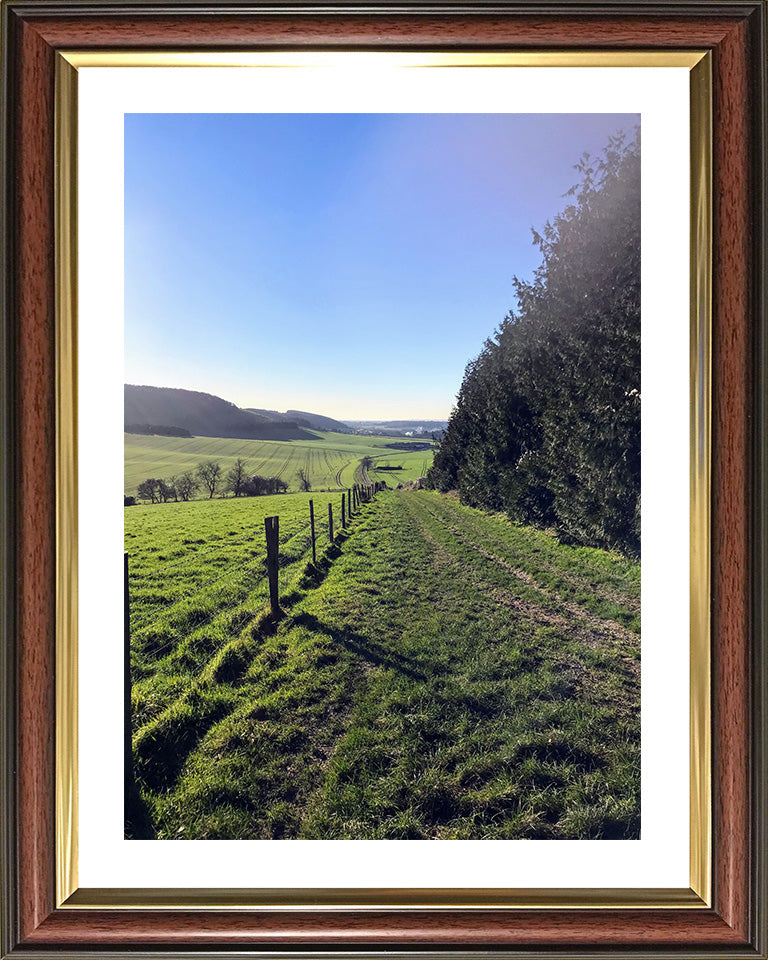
126;481;385;640
123;481;388;790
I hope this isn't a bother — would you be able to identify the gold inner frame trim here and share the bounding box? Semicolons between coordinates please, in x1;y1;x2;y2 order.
55;51;80;911
61;50;706;69
55;49;712;912
64;887;704;911
688;52;713;910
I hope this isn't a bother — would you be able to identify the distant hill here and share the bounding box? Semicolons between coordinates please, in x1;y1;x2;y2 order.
245;408;352;434
286;410;352;433
125;385;319;441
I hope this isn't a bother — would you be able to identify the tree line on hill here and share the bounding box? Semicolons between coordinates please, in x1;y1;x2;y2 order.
126;458;291;505
428;131;640;557
124;384;347;441
124;422;193;438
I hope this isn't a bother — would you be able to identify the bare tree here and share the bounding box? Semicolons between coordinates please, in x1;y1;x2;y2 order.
296;467;311;492
175;471;198;502
226;458;249;497
197;460;222;499
167;476;180;502
137;478;161;503
157;479;176;503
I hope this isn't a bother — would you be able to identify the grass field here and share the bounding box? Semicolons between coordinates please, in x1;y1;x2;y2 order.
125;430;434;497
126;489;640;840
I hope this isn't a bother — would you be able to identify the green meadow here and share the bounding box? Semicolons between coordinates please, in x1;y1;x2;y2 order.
124;430;434;498
126;489;640;841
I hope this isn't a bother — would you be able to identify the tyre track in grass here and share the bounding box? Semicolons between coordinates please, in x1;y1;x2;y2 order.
419;493;640;624
423;493;640;617
400;494;639;681
132;493;639;839
300;492;639;840
333;458;354;488
274;451;294;480
423;504;639;649
323;449;341;486
399;495;639;727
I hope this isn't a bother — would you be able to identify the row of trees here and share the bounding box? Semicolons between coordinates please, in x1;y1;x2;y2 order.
133;459;290;504
124;422;192;438
428;130;641;556
136;471;199;503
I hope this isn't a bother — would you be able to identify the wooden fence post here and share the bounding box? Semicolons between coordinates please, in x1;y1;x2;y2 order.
309;499;316;564
328;502;334;542
265;516;279;615
341;493;346;528
124;553;134;797
348;488;352;518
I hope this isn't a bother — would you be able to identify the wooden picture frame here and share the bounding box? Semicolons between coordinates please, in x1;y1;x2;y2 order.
1;1;766;955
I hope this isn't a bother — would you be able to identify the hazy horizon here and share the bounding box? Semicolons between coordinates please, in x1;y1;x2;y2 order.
124;380;449;427
126;113;638;420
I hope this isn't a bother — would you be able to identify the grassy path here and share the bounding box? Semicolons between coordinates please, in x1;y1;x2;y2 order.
129;490;640;840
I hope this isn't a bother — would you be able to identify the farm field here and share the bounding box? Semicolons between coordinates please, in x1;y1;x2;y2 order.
125;430;433;497
126;491;347;731
127;489;640;841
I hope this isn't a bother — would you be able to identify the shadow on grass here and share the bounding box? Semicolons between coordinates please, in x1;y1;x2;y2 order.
298;539;346;589
124;778;155;839
134;692;233;793
291;610;428;682
513;739;607;771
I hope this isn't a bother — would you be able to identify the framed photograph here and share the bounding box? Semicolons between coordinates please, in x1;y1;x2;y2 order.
1;2;766;956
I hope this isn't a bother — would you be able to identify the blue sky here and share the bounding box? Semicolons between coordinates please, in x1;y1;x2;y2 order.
125;113;637;420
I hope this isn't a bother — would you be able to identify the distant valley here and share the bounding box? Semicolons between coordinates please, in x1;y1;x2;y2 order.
126;384;338;442
125;384;447;442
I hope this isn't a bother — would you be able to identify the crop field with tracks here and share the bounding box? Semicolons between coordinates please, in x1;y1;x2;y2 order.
126;489;640;841
125;431;433;497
